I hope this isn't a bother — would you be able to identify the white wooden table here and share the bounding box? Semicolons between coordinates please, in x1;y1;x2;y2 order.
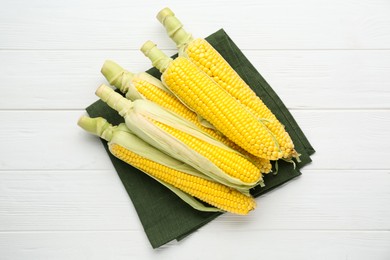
1;0;389;259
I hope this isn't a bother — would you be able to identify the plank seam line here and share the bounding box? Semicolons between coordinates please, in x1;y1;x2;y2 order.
0;108;390;112
0;169;389;172
0;229;388;233
1;49;390;51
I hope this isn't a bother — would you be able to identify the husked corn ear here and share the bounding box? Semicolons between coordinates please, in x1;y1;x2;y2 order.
141;42;282;160
101;60;272;173
135;81;273;173
157;7;297;159
110;143;256;215
162;57;279;160
77;116;256;214
95;84;263;191
186;39;296;159
152;120;261;184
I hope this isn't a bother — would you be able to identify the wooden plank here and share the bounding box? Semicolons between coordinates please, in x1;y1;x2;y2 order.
0;170;388;231
0;170;139;232
0;50;151;110
1;0;389;50
0;110;388;170
0;50;389;109
209;170;390;231
293;109;390;170
0;111;111;170
0;231;388;259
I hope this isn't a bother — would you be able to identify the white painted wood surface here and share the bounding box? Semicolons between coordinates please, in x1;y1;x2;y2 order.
1;0;389;259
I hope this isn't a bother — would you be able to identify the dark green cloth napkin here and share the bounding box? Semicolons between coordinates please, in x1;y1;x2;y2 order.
86;29;315;248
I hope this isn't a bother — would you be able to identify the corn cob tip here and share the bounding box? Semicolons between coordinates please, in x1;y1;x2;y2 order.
156;7;174;23
140;41;172;73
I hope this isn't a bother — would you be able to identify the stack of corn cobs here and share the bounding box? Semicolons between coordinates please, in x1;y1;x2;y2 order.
78;8;299;215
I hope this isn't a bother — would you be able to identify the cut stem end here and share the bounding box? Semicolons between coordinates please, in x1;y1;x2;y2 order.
156;7;194;47
101;60;134;92
77;116;113;141
140;41;172;73
95;84;133;116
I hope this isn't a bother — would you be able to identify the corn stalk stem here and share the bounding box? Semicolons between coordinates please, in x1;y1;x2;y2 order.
77;116;114;141
140;40;172;73
101;60;134;94
95;84;133;117
157;7;194;48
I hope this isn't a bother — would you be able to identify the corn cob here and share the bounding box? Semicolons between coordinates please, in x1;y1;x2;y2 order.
101;60;272;173
77;116;256;215
141;41;282;160
157;7;298;160
95;84;262;192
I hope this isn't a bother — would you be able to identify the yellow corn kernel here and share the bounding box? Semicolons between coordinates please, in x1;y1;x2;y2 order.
110;143;256;215
133;78;198;123
252;157;272;174
152;120;261;184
